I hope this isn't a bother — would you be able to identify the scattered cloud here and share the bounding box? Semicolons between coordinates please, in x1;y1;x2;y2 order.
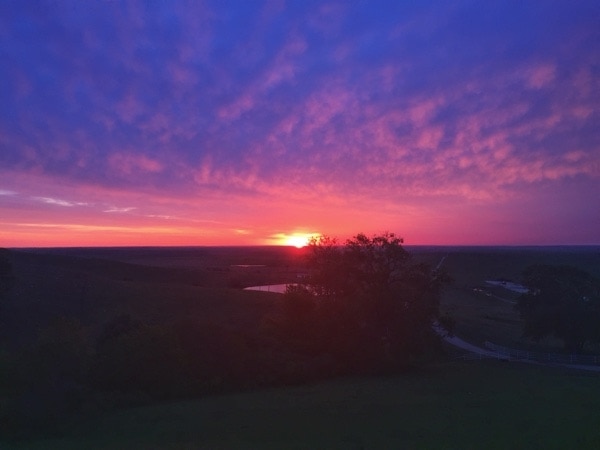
1;1;598;245
104;206;137;213
32;197;89;208
108;153;163;176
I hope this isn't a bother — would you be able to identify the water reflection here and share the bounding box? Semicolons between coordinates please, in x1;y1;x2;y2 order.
243;284;294;294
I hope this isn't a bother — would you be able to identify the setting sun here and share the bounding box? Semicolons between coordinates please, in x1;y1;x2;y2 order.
279;233;317;248
285;235;309;248
1;2;598;249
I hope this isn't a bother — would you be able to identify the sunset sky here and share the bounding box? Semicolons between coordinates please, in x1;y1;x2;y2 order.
1;1;599;247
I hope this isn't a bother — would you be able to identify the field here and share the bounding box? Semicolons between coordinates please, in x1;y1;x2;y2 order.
1;245;599;448
437;247;600;352
12;361;600;449
1;246;306;343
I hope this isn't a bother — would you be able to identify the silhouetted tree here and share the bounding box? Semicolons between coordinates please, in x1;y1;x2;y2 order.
516;265;600;354
281;233;449;371
0;248;14;302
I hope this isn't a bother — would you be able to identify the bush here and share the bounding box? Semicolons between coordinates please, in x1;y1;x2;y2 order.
92;319;185;398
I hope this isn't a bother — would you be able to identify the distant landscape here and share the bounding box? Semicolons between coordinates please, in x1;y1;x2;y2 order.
2;2;599;448
1;245;599;448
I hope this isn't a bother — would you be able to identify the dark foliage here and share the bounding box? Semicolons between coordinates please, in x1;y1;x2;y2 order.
275;233;449;373
92;316;185;398
0;249;15;344
516;264;600;354
0;248;14;302
0;242;450;442
4;317;92;436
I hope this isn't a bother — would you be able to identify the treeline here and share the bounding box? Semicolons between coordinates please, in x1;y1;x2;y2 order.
267;233;452;373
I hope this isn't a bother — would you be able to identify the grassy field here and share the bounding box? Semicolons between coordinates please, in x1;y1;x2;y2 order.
9;360;600;450
2;248;291;343
3;246;600;448
9;245;598;352
436;247;600;353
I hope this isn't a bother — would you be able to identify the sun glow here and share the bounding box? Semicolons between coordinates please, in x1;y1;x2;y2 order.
278;233;317;248
285;235;309;248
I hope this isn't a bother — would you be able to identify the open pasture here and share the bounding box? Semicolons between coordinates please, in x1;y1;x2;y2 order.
3;247;306;336
13;360;600;450
2;245;600;448
434;247;600;352
5;245;600;348
6;245;600;351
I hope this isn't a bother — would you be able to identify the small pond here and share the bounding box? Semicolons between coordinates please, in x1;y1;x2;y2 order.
243;284;296;294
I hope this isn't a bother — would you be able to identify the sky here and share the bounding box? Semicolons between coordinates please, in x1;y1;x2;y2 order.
1;0;599;247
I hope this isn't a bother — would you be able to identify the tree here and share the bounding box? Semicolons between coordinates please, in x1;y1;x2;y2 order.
280;232;449;371
516;265;600;354
0;248;14;301
0;248;15;343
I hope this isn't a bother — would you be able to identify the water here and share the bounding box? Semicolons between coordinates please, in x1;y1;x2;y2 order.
243;284;292;294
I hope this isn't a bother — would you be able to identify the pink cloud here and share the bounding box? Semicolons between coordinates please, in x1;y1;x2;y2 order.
570;105;593;119
571;67;594;96
408;99;440;125
563;150;587;163
524;63;556;89
91;111;116;132
108;152;163;175
416;126;444;149
223;56;596;210
168;62;198;86
192;158;260;194
116;93;144;124
218;33;308;122
295;81;358;143
262;34;307;89
217;92;256;121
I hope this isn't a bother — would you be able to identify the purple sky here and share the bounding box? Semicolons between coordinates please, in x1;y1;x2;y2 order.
1;0;599;247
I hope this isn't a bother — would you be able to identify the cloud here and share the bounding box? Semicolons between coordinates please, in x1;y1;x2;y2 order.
32;197;89;207
104;206;137;213
108;153;163;176
0;1;598;245
217;33;308;122
115;94;144;124
523;63;556;89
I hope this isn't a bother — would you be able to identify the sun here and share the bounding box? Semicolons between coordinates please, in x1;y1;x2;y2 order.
283;233;313;248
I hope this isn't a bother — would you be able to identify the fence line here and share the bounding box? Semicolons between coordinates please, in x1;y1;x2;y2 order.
483;341;600;365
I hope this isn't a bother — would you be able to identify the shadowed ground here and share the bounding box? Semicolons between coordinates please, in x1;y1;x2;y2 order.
2;246;599;449
10;360;600;450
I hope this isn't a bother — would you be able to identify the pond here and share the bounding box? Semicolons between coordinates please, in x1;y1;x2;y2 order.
243;284;295;294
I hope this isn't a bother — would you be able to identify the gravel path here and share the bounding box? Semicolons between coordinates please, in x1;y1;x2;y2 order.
435;325;600;372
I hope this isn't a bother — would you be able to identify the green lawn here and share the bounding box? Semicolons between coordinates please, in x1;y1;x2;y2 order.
9;360;600;450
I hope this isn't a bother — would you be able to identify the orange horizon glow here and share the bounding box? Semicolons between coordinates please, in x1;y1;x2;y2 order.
282;233;317;248
3;216;597;248
265;232;321;248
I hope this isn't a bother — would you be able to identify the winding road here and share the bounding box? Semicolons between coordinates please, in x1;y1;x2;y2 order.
436;326;600;372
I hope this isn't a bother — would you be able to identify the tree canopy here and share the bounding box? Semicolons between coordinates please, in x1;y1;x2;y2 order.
516;264;600;354
0;249;15;320
0;249;13;294
279;233;449;372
